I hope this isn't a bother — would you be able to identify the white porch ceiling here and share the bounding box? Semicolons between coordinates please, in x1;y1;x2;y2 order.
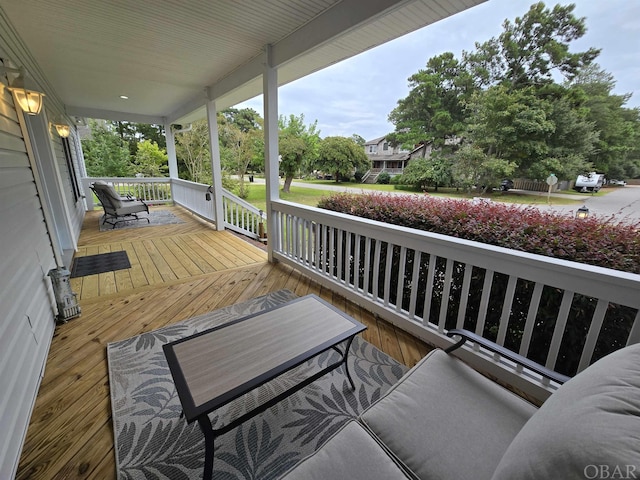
0;0;485;125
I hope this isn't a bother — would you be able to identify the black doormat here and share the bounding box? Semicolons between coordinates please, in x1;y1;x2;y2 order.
71;251;131;278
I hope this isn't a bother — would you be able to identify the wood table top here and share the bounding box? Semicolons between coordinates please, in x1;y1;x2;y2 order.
163;295;365;421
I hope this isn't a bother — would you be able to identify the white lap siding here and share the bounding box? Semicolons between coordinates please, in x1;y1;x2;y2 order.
0;80;57;478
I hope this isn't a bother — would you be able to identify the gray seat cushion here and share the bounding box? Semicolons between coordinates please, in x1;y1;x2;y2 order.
279;420;411;480
360;349;536;480
116;201;147;215
491;343;640;480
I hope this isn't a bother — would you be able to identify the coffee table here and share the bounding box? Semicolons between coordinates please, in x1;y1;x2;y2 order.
162;294;367;480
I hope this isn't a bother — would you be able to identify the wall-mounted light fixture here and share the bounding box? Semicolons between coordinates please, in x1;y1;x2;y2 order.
0;66;45;115
55;123;71;138
576;205;590;219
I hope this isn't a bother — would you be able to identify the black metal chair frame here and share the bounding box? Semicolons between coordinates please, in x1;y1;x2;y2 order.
90;184;150;229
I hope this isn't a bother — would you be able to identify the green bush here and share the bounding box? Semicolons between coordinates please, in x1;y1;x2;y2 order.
376;172;391;184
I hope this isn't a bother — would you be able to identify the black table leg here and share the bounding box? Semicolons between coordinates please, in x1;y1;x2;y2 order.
198;416;215;480
342;335;357;390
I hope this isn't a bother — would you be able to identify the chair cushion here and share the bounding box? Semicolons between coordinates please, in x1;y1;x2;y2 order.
491;343;640;480
116;201;147;215
93;182;123;208
360;349;536;480
279;420;411;480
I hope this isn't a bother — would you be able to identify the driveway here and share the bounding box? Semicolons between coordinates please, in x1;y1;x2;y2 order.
537;186;640;224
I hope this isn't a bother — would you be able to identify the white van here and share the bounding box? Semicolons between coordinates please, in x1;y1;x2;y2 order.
574;172;605;192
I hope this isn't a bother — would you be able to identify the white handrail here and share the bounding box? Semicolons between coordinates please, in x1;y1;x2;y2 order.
270;199;640;402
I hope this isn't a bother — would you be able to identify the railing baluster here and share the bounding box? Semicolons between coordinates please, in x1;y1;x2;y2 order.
408;251;421;320
438;258;454;333
578;299;609;372
475;270;494;340
383;243;394;307
372;239;382;301
363;237;372;297
395;246;407;312
344;231;352;286
353;234;361;292
520;282;544;358
546;290;575;372
456;264;472;329
337;229;344;283
496;276;518;347
423;254;437;326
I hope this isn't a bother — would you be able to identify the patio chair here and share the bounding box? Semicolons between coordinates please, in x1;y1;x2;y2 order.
91;181;149;229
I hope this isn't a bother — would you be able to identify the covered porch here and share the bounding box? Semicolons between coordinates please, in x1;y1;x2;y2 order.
17;208;429;479
2;0;640;478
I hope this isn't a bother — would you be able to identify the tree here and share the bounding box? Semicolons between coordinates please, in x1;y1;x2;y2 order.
278;114;321;192
452;144;517;192
174;120;211;183
110;121;166;157
279;134;307;193
134;140;169;177
388;52;473;149
82;120;134;177
400;154;453;192
316;136;370;182
570;64;640;177
219;122;262;198
464;2;600;89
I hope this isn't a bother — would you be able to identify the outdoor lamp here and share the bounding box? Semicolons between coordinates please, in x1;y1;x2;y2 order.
576;205;589;219
55;123;71;138
0;66;45;115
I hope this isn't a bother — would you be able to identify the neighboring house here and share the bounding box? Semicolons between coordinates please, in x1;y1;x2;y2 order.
364;136;410;182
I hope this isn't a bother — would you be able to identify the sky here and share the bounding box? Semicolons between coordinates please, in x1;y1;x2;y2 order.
237;0;640;142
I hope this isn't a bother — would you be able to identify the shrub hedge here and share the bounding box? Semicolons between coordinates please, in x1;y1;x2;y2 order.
318;193;640;274
316;193;639;375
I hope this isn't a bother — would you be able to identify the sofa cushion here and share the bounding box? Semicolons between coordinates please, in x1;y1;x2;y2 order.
279;420;411;480
360;349;536;480
491;343;640;480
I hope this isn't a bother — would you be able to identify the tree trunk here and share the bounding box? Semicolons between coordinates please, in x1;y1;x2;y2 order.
283;175;293;193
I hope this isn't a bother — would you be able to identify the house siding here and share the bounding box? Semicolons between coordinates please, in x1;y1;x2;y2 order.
0;82;56;479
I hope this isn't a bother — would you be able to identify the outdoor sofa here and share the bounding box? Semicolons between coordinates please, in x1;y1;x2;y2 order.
280;328;640;480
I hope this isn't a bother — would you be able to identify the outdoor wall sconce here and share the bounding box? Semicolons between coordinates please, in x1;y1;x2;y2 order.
55;124;71;138
0;65;45;115
576;205;590;219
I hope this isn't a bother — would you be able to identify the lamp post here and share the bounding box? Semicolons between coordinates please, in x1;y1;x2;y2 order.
576;206;589;219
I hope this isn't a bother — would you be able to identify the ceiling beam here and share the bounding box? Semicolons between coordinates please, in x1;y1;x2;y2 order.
65;106;164;125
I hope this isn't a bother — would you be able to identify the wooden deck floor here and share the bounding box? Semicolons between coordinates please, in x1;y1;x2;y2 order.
17;206;431;480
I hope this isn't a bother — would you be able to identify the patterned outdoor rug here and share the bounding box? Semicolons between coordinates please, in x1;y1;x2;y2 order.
107;290;408;479
100;209;184;231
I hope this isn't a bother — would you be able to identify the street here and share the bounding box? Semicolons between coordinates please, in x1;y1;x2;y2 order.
249;177;640;224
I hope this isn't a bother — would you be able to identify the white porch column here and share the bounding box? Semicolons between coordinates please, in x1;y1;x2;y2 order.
206;99;225;231
263;44;279;263
164;122;179;200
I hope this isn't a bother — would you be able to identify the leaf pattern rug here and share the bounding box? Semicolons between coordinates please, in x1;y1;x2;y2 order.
107;289;408;479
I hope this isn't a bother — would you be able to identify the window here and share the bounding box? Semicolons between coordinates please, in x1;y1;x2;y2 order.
383;142;388;151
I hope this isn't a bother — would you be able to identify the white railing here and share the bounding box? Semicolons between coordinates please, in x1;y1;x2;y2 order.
82;177;172;210
222;190;266;240
270;200;640;403
171;178;215;221
84;177;265;240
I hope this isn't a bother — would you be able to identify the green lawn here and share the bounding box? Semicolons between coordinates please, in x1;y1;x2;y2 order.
244;185;337;212
240;183;582;210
